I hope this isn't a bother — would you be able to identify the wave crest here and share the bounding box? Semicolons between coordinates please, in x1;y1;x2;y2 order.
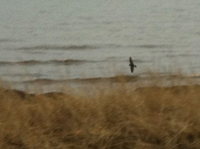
0;59;89;66
18;45;97;50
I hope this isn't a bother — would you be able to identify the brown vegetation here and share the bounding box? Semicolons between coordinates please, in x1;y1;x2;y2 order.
0;76;200;149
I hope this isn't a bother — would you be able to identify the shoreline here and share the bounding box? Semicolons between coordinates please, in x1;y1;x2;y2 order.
2;73;200;94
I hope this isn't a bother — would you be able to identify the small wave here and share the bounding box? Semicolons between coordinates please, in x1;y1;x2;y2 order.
105;57;150;63
8;74;200;89
71;75;140;83
18;44;98;50
123;59;151;63
19;74;199;85
52;59;90;65
17;44;173;51
179;53;200;57
0;59;89;66
25;79;62;84
134;44;173;49
166;53;200;58
17;75;140;85
0;38;20;43
101;44;173;49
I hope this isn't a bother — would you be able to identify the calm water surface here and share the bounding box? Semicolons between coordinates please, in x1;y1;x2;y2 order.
0;0;200;92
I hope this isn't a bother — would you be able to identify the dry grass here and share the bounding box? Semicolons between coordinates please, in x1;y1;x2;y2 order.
0;75;200;149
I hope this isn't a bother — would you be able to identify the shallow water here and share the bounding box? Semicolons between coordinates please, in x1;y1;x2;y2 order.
0;0;200;92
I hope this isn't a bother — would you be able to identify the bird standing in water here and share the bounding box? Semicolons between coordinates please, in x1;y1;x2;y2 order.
129;57;136;73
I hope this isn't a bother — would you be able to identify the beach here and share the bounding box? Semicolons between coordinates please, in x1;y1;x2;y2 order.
1;1;200;148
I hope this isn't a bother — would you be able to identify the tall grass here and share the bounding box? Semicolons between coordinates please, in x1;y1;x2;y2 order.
0;74;200;149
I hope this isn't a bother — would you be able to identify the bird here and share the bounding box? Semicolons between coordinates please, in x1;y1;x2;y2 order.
129;57;136;73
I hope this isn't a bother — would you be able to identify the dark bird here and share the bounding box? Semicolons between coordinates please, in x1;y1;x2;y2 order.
129;57;136;73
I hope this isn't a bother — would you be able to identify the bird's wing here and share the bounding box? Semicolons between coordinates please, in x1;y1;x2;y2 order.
129;57;133;65
131;66;134;72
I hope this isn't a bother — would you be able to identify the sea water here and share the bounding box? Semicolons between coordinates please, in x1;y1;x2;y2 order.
0;0;200;92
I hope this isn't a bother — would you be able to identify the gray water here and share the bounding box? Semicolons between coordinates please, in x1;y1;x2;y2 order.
1;0;200;92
